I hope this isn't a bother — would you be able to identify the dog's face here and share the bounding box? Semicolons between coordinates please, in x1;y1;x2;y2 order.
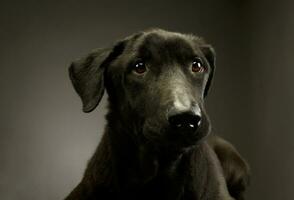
70;29;215;150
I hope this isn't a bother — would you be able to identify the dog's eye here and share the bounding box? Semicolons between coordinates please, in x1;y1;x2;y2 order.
133;61;147;74
192;58;205;73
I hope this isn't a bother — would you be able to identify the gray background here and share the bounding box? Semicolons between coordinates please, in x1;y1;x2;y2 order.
0;0;293;199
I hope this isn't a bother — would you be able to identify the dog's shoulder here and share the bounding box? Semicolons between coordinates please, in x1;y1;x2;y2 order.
207;135;250;200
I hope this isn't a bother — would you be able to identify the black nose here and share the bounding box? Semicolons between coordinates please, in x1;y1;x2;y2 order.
168;112;202;132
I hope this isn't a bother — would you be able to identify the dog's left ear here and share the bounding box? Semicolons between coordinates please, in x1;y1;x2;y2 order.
69;41;125;113
201;45;216;97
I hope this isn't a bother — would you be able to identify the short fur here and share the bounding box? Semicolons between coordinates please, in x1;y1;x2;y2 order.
65;29;250;200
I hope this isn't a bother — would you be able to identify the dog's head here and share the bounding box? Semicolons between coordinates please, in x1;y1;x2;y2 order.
69;29;215;149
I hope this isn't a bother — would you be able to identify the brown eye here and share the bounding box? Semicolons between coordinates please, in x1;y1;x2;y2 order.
133;60;147;74
192;58;205;73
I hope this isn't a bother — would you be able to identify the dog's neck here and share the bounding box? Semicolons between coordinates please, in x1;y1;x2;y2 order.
90;109;231;200
103;111;207;199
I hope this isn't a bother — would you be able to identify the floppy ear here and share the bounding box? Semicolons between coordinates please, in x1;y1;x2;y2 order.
201;45;216;97
69;49;110;112
69;41;125;113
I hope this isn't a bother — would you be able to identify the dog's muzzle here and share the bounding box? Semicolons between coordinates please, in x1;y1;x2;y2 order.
167;105;202;135
168;112;201;132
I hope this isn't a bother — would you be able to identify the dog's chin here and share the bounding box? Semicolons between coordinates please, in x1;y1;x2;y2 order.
143;114;211;150
142;126;209;152
166;128;209;148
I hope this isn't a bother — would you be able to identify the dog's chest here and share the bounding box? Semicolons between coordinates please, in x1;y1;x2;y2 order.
125;148;232;200
123;168;215;200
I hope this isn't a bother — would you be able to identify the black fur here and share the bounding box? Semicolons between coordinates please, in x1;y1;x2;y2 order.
66;29;250;200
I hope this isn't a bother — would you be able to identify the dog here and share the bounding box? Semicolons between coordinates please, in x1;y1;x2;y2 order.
65;28;250;200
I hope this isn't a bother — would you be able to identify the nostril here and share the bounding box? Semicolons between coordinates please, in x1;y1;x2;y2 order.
168;112;201;131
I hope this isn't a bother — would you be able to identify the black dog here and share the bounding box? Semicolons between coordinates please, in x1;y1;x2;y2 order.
66;29;250;200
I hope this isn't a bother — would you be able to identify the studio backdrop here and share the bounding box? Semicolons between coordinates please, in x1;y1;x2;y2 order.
0;0;293;200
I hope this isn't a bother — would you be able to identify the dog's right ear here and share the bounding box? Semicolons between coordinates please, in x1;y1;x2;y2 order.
69;42;125;113
201;45;216;97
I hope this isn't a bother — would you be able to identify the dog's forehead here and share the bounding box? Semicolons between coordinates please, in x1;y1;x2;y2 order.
127;30;203;60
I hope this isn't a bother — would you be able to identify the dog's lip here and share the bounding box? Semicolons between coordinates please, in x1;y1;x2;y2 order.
142;118;208;148
142;127;201;147
168;129;200;144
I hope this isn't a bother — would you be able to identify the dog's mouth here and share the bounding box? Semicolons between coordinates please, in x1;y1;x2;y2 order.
142;117;210;149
